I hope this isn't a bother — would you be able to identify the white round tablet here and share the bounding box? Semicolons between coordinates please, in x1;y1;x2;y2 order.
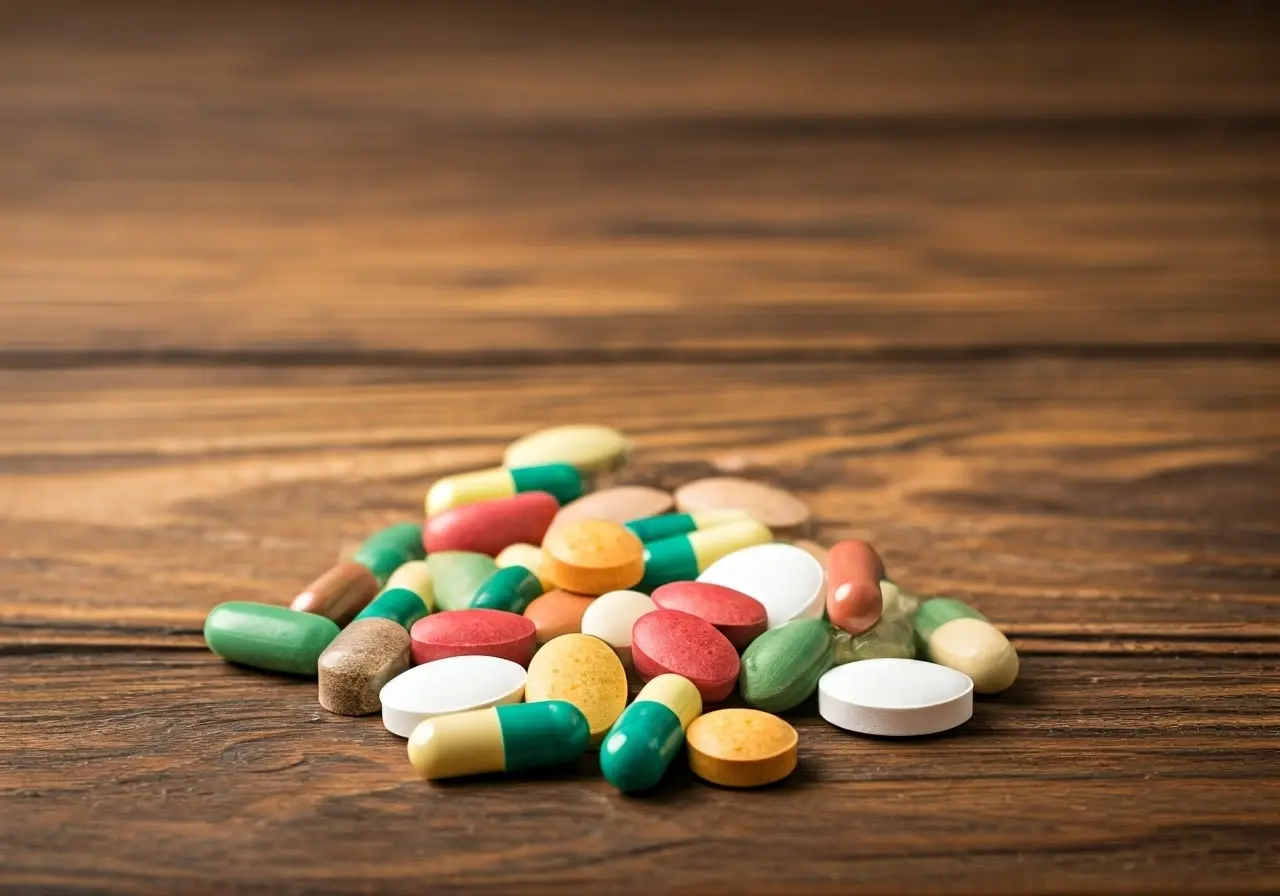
818;658;973;736
696;542;825;629
580;589;656;663
379;655;526;738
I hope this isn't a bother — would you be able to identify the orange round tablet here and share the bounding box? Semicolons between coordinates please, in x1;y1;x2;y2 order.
540;520;644;596
686;708;798;788
523;589;595;643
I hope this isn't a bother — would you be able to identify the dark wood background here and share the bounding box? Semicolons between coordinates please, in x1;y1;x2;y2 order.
1;1;1277;892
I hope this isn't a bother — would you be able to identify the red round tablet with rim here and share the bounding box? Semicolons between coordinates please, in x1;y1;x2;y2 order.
422;491;559;557
651;581;768;651
409;609;537;667
631;609;740;702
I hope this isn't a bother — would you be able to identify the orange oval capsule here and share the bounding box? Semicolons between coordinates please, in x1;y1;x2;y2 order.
290;562;379;626
825;540;884;635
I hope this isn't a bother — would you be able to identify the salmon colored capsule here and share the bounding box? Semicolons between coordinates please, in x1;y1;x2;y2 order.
290;562;379;627
826;540;886;635
423;491;559;557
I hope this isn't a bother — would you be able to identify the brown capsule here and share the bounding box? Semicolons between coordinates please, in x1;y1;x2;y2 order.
290;562;379;626
825;540;885;635
523;589;596;643
317;617;411;716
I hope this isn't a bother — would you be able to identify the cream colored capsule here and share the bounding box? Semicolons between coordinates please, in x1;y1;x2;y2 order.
912;597;1019;694
407;700;590;780
496;543;548;588
380;559;435;611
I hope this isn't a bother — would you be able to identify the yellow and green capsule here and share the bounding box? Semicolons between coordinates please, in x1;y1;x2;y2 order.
637;518;772;592
469;565;545;614
408;700;589;780
625;509;756;544
426;463;584;516
913;597;1019;694
600;674;702;793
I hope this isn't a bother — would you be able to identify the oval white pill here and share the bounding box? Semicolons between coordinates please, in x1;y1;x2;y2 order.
379;655;526;738
818;658;974;736
579;589;656;664
696;543;825;629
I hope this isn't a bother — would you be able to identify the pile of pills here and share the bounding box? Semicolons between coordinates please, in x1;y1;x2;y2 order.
205;424;1020;790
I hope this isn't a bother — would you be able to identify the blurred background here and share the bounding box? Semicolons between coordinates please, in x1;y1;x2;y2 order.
3;0;1276;360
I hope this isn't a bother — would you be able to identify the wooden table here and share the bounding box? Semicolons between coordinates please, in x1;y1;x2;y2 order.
2;2;1277;892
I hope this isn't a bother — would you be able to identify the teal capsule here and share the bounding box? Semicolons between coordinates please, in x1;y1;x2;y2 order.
408;700;590;779
469;565;544;613
625;509;756;544
204;602;340;676
601;675;703;792
354;587;430;629
353;522;425;585
636;518;772;592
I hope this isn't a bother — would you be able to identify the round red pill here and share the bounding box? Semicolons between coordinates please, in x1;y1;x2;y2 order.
651;581;768;651
422;491;559;557
631;609;740;703
826;539;885;635
409;609;537;667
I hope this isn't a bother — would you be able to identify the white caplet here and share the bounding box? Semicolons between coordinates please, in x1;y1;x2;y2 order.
818;658;974;736
697;542;825;629
379;655;526;738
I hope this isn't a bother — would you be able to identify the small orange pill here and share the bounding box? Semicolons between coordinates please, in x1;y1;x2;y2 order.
540;520;644;596
523;589;596;643
686;708;798;788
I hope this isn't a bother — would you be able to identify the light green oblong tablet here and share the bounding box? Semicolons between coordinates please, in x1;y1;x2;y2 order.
428;551;500;612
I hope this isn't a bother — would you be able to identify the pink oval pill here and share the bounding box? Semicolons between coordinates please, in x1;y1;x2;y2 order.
422;492;559;557
651;581;768;651
631;609;740;702
826;540;885;635
409;609;537;667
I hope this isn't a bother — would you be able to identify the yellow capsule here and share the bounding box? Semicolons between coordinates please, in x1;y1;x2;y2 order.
496;543;548;589
407;701;589;780
690;518;773;569
427;467;512;516
380;560;435;611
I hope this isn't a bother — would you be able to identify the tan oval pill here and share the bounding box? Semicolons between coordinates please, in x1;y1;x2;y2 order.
550;486;674;532
317;617;411;716
523;589;595;643
686;708;798;788
541;520;645;596
290;562;379;626
504;424;631;474
525;633;628;745
675;477;810;532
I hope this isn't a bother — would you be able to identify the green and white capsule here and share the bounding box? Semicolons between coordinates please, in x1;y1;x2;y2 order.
426;463;584;516
353;522;426;586
469;565;544;614
601;674;702;792
407;700;589;780
913;597;1019;694
625;509;756;544
636;518;772;592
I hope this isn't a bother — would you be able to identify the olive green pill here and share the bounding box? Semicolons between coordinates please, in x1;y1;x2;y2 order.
204;602;340;676
427;551;499;612
354;587;430;629
739;617;837;713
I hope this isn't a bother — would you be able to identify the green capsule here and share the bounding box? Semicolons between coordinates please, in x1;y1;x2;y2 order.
509;463;585;506
353;522;425;585
739;618;837;713
204;602;340;676
625;509;755;544
354;587;430;629
427;551;499;611
601;674;702;792
408;700;590;780
469;565;544;613
636;518;772;592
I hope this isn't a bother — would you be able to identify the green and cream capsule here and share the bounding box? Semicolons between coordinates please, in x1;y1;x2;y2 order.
426;463;584;516
469;565;545;614
353;522;426;585
407;700;590;780
354;587;430;629
625;509;757;544
601;674;702;792
636;518;772;592
913;597;1019;694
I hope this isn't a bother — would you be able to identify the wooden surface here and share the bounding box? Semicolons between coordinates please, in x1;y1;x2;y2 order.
1;1;1278;893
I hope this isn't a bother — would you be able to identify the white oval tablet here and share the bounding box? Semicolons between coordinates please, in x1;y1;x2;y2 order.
818;658;973;736
696;542;825;629
379;655;526;738
579;589;656;664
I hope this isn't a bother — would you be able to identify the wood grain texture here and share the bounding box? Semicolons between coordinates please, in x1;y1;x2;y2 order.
2;0;1278;358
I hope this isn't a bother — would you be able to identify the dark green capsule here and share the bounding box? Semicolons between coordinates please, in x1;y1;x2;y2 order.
636;535;700;593
498;700;590;772
353;522;425;584
353;587;429;629
509;463;585;506
600;701;684;792
204;602;340;676
470;565;543;613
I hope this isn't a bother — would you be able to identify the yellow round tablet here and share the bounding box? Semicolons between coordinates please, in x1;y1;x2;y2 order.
686;708;798;788
524;633;628;746
540;519;644;596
